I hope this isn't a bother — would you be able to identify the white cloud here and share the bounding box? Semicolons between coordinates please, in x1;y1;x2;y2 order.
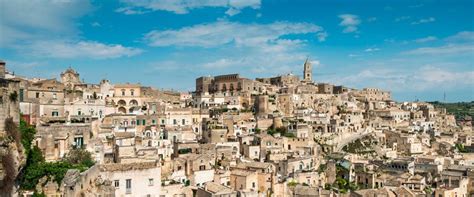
404;44;474;55
0;0;92;46
27;40;142;59
395;16;411;22
115;7;149;15
336;66;474;92
203;58;239;69
0;0;141;59
316;31;328;42
338;14;361;33
364;48;380;52
414;36;437;43
445;31;474;43
409;4;424;8
117;0;261;16
145;21;324;77
144;21;324;47
91;22;101;27
411;17;435;25
367;17;377;22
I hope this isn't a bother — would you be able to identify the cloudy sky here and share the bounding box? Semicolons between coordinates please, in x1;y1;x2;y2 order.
0;0;473;102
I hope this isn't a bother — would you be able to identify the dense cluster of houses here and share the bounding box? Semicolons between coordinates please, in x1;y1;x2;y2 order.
0;59;472;196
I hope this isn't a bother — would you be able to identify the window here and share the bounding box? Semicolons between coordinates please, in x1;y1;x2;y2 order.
130;89;134;96
74;137;84;149
52;111;59;117
142;119;146;125
173;119;177;125
199;165;206;170
19;89;24;102
114;180;119;188
126;179;132;194
121;89;125;96
148;178;154;186
252;182;256;188
152;119;156;124
182;119;185;125
36;92;40;98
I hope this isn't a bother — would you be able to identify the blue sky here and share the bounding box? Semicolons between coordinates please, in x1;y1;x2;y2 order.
0;0;473;102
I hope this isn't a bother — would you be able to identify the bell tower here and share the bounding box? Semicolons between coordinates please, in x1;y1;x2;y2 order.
303;58;312;82
0;60;5;79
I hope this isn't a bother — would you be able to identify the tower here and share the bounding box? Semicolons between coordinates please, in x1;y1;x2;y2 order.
0;60;5;79
303;58;312;82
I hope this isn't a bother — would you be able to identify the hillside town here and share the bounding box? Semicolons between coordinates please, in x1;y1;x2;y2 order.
0;59;473;197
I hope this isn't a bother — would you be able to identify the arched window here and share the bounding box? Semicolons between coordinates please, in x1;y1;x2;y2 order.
118;107;126;113
117;100;126;106
121;89;125;96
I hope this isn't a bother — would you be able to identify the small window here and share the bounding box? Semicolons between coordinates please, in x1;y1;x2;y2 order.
114;180;119;188
126;179;132;190
148;178;154;186
36;92;40;98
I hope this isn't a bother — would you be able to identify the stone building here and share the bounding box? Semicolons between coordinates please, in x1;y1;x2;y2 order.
303;58;312;82
60;67;82;89
195;74;255;96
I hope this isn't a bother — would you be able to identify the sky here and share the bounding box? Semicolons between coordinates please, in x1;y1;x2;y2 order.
0;0;473;102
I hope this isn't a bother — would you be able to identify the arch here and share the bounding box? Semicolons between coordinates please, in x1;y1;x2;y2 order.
117;100;126;106
129;107;134;113
129;99;138;106
118;107;126;113
316;126;324;133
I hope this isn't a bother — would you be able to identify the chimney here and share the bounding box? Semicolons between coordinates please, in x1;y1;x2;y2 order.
0;60;5;79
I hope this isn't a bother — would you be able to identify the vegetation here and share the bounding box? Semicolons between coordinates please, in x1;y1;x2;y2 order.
287;180;298;187
254;128;261;134
267;126;295;138
342;136;377;154
334;178;358;193
20;119;36;155
455;143;470;153
9;91;18;102
429;101;474;123
178;148;192;154
1;150;16;193
5;118;21;151
18;120;95;192
317;164;327;173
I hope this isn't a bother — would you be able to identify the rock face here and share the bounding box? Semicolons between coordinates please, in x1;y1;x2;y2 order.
0;72;24;196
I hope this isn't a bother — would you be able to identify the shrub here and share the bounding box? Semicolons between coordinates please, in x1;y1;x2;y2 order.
64;149;95;168
9;91;18;102
1;151;16;193
5;118;21;149
20;119;36;154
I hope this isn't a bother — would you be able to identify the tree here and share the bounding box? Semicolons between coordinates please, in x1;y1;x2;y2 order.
64;149;95;167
